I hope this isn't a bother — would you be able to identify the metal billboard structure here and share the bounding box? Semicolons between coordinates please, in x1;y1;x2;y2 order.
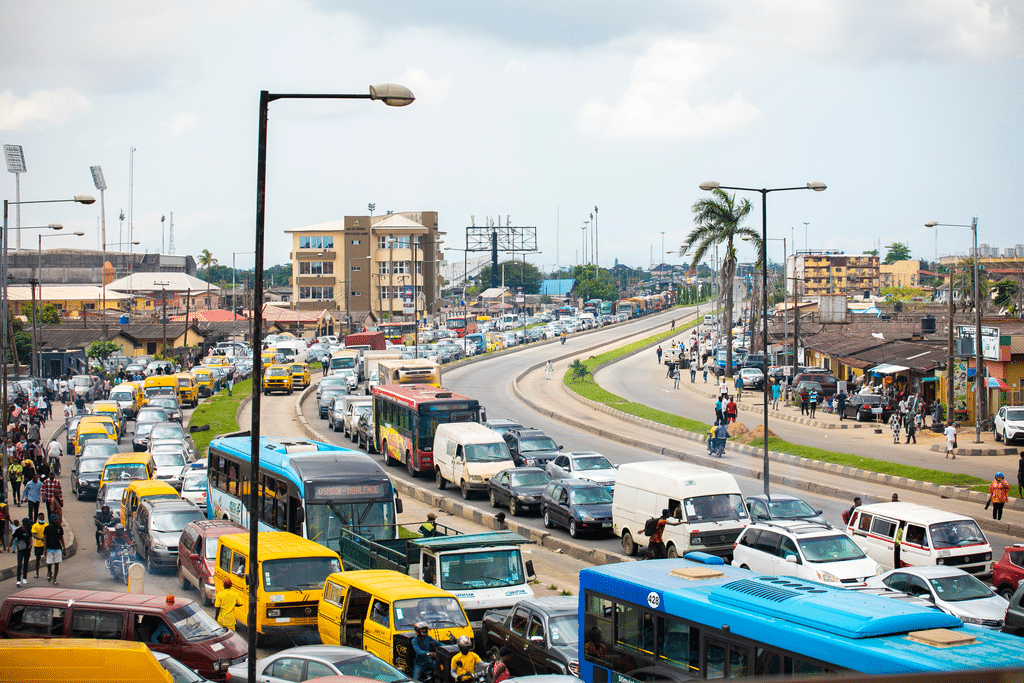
466;217;537;289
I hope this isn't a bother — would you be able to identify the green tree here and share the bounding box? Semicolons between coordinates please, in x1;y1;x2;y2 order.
683;189;760;378
949;257;990;311
198;249;218;310
883;242;912;264
568;359;591;382
476;260;544;294
863;249;879;257
40;304;61;324
87;340;121;360
570;265;619;302
992;278;1020;312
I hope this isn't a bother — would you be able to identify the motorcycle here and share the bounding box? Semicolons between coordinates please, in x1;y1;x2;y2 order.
104;535;138;585
707;437;726;458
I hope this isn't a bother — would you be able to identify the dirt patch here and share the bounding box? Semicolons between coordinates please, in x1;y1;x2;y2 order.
726;422;751;439
733;423;778;444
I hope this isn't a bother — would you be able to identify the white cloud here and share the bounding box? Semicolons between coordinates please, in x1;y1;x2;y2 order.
163;112;199;137
577;38;761;140
0;88;92;132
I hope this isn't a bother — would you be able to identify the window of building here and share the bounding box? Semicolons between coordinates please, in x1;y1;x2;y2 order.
351;291;361;297
323;236;334;249
393;261;408;274
351;239;361;245
380;287;391;300
378;262;390;274
377;236;389;249
393;236;410;248
299;287;334;300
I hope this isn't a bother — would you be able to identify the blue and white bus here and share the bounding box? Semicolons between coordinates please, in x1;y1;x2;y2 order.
207;436;403;554
579;555;1024;680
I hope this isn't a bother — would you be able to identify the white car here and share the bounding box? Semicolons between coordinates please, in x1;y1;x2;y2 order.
994;405;1024;443
336;368;358;392
546;452;617;489
866;566;1008;629
732;520;881;587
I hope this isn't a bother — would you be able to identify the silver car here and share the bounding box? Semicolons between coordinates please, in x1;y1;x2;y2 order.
546;452;617;490
226;645;411;683
866;566;1009;628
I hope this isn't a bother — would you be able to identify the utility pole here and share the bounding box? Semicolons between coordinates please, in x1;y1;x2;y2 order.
156;281;170;357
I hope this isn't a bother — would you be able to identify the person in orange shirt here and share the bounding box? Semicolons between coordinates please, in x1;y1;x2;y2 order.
988;472;1010;521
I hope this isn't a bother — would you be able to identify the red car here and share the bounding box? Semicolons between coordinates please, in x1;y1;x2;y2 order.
177;519;246;606
993;543;1024;599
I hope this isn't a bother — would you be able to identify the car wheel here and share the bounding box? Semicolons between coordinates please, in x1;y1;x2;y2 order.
489;490;499;508
999;585;1016;600
995;428;1002;442
178;565;192;591
740;564;750;570
621;530;637;556
436;468;447;490
461;480;472;500
543;509;554;529
509;498;520;517
569;520;580;538
666;544;679;558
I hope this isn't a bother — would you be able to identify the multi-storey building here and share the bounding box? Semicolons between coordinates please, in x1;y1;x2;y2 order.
787;251;880;297
285;211;443;319
879;260;922;289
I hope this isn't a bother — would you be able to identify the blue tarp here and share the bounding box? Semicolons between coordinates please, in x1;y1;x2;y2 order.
540;279;576;296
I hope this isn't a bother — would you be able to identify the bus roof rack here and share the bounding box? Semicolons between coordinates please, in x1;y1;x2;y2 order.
412;531;534;551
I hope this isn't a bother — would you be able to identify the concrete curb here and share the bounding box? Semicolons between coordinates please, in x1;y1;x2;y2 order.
0;527;79;585
928;443;1020;457
512;342;1024;539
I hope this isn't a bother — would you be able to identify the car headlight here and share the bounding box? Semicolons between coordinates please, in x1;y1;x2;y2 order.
985;552;992;561
470;475;483;482
816;570;840;583
151;540;166;550
267;608;281;617
578;511;594;522
874;564;883;575
960;615;984;625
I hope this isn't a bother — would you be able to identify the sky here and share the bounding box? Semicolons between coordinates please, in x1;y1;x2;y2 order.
2;1;1022;278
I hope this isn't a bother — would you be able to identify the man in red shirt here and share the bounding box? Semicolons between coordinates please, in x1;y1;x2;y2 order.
648;508;683;559
41;472;63;520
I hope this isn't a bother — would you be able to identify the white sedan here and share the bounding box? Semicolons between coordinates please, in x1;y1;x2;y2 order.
994;405;1024;443
546;452;617;489
865;566;1008;629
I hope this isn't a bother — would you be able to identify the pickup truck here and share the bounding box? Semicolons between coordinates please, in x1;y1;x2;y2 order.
481;596;579;677
502;428;563;468
339;528;537;626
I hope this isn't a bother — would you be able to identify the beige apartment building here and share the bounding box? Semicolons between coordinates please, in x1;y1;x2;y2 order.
880;259;922;289
788;251;880;297
285;211;443;321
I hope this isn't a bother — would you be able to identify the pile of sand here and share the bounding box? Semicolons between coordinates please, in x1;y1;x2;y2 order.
733;423;778;444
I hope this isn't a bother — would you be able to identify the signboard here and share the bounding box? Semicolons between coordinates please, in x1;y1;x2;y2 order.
515;285;524;304
402;285;415;315
955;325;999;361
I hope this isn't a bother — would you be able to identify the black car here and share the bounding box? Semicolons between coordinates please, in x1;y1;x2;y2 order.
319;388;346;419
132;421;157;452
488;467;552;516
146;396;183;423
355;411;376;453
482;597;579;677
541;479;613;538
131;498;204;572
484;418;524;435
743;353;766;372
70;453;113;500
503;428;562;467
844;393;896;422
792;371;838;397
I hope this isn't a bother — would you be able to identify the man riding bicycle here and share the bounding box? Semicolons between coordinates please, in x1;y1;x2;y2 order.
46;439;63;476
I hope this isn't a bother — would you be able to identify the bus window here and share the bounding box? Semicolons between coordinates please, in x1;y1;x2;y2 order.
661;622;699;673
870;516;897;540
615;603;655;657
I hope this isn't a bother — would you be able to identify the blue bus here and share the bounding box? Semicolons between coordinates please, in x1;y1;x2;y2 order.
207;435;403;554
578;555;1024;680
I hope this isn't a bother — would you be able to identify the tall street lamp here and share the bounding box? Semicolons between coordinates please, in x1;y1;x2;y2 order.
4;222;62;376
90;166;109;342
699;181;826;497
2;194;94;427
37;228;85;375
925;218;983;443
250;83;413;676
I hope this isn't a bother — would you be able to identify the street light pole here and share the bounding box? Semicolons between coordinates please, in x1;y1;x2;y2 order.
250;84;413;680
699;181;826;497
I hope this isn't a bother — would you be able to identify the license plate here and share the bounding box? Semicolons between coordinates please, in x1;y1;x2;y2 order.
602;522;612;528
276;617;291;623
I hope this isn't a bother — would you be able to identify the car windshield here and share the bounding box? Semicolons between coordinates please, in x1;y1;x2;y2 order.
574;455;613;471
152;424;185;440
569;487;613;505
329;654;410;683
766;498;818;519
183;472;206;493
1006;409;1024;421
521;436;558;453
100;484;130;506
167;602;228;642
929;520;988;549
78;457;108;475
134;423;155;439
465;443;511;462
82;443;121;460
439;548;525;591
684;494;748;522
261;556;341;592
798;534;867;562
104;463;148;481
137;409;167;422
266;367;288;376
548;614;579;646
158;652;207;683
153;451;186;468
151;400;179;411
510;471;550;487
110;391;133;401
927;573;994;602
151;510;203;533
394;596;468;630
321;390;344;403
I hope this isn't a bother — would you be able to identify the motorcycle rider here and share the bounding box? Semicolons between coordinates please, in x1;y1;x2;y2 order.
450;635;481;682
94;505;115;552
46;438;62;476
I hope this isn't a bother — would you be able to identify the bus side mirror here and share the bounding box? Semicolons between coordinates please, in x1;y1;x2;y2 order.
395;498;403;514
295;507;305;525
480;408;487;423
525;560;536;581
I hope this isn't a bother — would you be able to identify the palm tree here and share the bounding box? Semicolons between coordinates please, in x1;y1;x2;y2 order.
198;249;218;310
681;188;761;378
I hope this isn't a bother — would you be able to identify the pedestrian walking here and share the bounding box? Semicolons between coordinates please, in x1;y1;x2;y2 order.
720;379;729;399
725;397;738;424
1017;452;1024;498
893;522;904;569
842;497;862;524
714;398;724;426
702;361;709;383
771;381;780;410
226;370;235;397
43;515;64;584
799;388;809;416
890;412;902;444
904;414;917;444
988;472;1010;521
545;360;553;380
672;366;680;389
23;473;42;523
735;375;744;402
647;509;683;559
215;578;241;628
0;503;10;551
835;389;847;420
31;512;46;579
943;422;957;459
13;518;32;585
7;459;23;506
808;389;818;418
689;362;697;383
41;471;63;520
656;346;663;364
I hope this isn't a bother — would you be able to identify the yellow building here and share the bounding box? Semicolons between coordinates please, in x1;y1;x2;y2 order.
7;284;130;316
880;260;922;289
789;251;879;297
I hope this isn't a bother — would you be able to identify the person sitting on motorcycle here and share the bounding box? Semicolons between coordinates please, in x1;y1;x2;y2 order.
94;505;116;552
710;423;729;457
450;635;481;682
411;622;439;682
108;522;131;549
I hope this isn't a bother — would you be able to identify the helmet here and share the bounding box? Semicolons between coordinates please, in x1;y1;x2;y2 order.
996;472;1004;478
457;635;472;652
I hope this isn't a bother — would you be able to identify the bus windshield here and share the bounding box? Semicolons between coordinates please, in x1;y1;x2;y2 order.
684;494;748;522
306;499;397;548
418;409;479;444
262;556;341;592
440;549;525;591
394;596;468;631
465;443;511;462
447;319;467;330
929;520;987;549
331;356;356;369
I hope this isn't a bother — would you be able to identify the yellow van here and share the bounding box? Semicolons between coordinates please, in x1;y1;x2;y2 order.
80;413;121;443
176;372;199;408
143;374;178;402
290;362;311;389
0;639;174;683
318;570;473;669
192;368;216;397
101;453;156;486
260;349;277;366
262;364;294;395
214;531;341;641
109;382;141;417
74;421;115;455
90;401;126;435
201;355;230;368
120;479;180;527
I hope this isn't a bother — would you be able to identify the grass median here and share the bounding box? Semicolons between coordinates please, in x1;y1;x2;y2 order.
188;378;252;456
562;318;989;491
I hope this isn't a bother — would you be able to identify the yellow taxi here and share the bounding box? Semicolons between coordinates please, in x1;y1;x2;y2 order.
192;367;216;397
100;452;155;485
120;479;180;527
108;382;141;417
485;332;504;352
176;371;199;407
260;349;277;366
262;364;294;395
202;355;230;368
89;401;126;435
142;374;178;402
73;421;116;455
80;413;121;442
289;362;311;389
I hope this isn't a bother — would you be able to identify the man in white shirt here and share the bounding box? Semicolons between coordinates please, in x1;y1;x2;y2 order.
943;422;957;458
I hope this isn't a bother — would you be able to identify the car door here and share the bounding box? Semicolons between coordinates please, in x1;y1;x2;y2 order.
747;500;769;521
553;486;572;529
504;606;533;674
263;655;309;682
493;471;511;506
748;530;782;574
132;505;150;557
548;455;568;479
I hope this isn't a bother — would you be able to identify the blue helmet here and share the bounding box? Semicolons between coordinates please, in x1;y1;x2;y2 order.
996;472;1004;478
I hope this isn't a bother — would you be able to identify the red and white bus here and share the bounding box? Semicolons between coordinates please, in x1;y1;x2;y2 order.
445;316;478;338
371;384;482;476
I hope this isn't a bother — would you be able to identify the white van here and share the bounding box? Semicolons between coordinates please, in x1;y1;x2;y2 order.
703;315;715;326
613;461;748;559
845;502;993;574
433;422;515;499
274;339;309;363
